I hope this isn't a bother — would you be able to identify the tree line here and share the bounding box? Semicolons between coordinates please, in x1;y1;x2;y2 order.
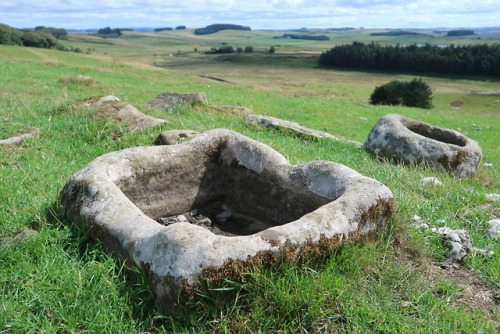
0;23;92;53
34;26;68;39
93;27;133;37
0;24;62;49
370;30;429;37
446;30;474;37
154;26;186;32
205;45;254;54
194;24;250;35
319;42;500;76
274;33;329;41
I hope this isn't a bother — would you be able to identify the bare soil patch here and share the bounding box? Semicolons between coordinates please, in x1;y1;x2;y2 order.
423;263;498;314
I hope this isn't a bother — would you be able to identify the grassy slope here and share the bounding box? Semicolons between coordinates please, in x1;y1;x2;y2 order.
0;41;498;333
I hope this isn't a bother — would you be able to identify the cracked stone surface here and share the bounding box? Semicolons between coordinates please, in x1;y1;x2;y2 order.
87;95;120;107
365;114;482;177
112;103;169;131
145;92;208;110
157;129;199;145
210;105;253;115
60;129;395;314
246;114;362;146
488;219;500;238
85;96;169;131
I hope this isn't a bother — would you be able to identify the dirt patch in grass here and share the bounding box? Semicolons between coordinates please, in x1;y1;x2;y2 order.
394;232;497;320
450;99;464;106
423;263;498;314
59;75;99;86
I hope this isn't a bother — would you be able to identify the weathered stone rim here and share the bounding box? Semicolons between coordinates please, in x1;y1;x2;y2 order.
364;114;482;177
61;128;395;314
398;116;467;147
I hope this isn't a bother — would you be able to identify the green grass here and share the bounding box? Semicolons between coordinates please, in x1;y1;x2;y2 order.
0;43;499;333
0;120;32;140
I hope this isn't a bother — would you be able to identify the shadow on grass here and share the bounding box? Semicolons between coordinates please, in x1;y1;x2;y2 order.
43;200;169;325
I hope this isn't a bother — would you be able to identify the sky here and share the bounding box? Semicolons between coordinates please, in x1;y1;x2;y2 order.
1;0;499;30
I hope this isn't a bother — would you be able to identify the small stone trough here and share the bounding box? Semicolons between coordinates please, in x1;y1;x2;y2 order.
60;129;395;314
365;114;482;177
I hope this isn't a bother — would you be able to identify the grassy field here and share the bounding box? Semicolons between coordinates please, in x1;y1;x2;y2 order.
0;28;499;333
63;28;500;65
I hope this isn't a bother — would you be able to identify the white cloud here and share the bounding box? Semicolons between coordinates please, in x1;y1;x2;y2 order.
0;0;498;29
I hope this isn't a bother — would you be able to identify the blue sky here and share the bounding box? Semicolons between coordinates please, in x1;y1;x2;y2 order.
1;0;498;30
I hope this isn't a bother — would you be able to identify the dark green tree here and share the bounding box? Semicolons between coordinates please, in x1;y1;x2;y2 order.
0;24;23;45
370;79;433;109
21;30;58;48
370;80;404;106
204;46;234;54
319;42;500;76
34;26;68;39
269;46;276;53
401;79;433;109
96;27;123;37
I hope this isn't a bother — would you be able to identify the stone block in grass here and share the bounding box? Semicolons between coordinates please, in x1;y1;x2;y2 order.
365;114;482;177
60;129;395;314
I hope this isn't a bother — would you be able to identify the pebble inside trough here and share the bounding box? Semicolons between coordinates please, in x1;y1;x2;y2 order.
61;129;395;313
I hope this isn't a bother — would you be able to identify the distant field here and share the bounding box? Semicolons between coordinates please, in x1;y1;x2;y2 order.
1;29;499;332
64;28;500;65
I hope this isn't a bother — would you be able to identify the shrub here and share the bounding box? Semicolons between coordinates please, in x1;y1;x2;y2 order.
401;78;433;109
95;27;123;37
0;24;23;45
34;26;68;39
0;24;65;49
370;79;433;109
370;80;404;106
21;30;58;48
205;46;234;54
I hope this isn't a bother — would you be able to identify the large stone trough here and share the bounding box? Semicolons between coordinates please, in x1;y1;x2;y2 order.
60;129;395;314
365;114;482;177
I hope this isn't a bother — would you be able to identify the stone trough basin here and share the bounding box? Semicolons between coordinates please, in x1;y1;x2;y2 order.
60;129;395;314
365;114;482;177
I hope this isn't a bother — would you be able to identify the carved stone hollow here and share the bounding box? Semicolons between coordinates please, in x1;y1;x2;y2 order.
364;114;482;177
60;129;395;314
